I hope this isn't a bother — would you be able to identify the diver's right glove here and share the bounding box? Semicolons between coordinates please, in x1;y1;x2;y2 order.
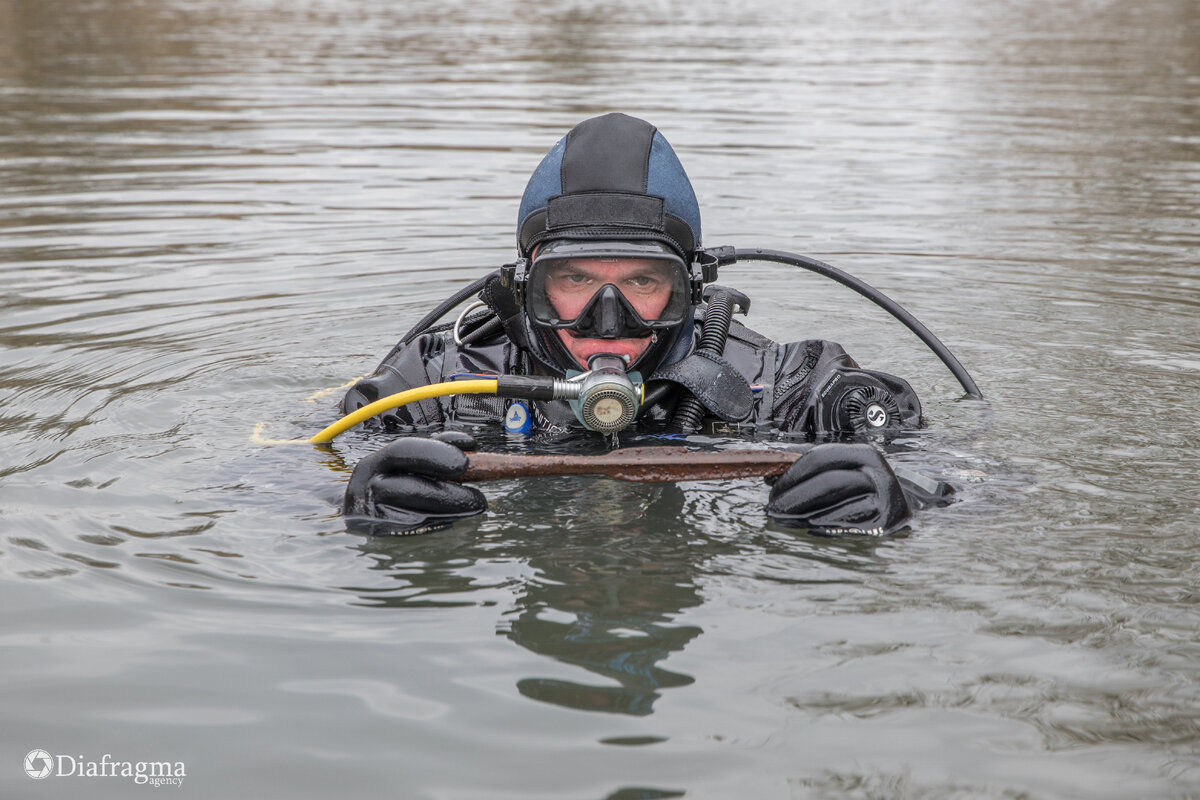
343;433;487;536
766;443;910;535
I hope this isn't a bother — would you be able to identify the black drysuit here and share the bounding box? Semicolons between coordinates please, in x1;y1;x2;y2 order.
341;311;921;439
339;307;928;536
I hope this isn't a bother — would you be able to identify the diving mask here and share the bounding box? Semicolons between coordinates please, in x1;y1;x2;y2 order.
526;240;692;339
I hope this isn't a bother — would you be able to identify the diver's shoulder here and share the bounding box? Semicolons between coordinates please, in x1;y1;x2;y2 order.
723;318;775;349
720;318;856;366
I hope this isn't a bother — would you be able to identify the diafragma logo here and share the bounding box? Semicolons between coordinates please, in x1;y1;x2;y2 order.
23;750;185;787
23;750;53;780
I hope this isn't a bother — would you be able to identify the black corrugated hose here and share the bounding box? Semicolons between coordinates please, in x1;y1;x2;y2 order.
668;290;735;433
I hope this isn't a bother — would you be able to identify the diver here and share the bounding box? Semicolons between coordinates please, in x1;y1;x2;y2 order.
339;113;964;536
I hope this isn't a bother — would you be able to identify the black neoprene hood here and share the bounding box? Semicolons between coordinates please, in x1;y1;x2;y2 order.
516;113;702;260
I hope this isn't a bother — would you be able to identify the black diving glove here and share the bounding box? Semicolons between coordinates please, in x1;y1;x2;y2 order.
766;443;910;535
343;432;487;536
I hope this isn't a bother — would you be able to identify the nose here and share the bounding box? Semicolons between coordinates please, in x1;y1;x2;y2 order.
595;285;624;338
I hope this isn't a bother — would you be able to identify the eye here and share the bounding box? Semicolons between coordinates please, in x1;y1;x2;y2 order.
550;269;592;288
627;274;664;290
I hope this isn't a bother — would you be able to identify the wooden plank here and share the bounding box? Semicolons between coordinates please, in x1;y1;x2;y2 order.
458;447;801;483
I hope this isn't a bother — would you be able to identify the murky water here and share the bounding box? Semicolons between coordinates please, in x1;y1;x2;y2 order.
3;1;1199;797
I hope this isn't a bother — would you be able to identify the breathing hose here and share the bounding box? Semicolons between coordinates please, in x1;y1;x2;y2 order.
398;270;500;347
669;289;735;433
723;248;983;399
309;380;499;443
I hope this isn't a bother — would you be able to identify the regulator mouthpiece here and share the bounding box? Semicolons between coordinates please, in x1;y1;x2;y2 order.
494;355;643;433
567;354;643;433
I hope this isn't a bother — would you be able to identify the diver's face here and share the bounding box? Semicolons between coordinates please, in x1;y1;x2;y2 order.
544;257;675;369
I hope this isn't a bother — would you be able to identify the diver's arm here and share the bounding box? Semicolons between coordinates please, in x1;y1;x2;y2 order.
769;339;859;433
892;466;956;510
341;332;451;431
764;340;934;534
770;339;922;435
339;333;491;534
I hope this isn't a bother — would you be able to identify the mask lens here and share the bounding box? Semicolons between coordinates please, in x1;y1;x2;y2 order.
528;241;690;333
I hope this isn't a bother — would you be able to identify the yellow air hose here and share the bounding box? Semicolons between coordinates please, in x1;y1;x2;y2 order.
308;379;498;443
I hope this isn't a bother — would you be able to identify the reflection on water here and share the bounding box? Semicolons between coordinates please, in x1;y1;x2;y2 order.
502;483;702;717
347;478;706;716
3;0;1200;797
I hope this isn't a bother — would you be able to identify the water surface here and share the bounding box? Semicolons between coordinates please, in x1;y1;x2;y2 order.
2;1;1199;797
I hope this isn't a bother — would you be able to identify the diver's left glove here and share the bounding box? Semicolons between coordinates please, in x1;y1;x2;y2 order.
343;432;487;536
766;443;910;535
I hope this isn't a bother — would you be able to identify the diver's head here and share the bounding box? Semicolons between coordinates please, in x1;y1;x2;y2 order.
516;113;703;373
